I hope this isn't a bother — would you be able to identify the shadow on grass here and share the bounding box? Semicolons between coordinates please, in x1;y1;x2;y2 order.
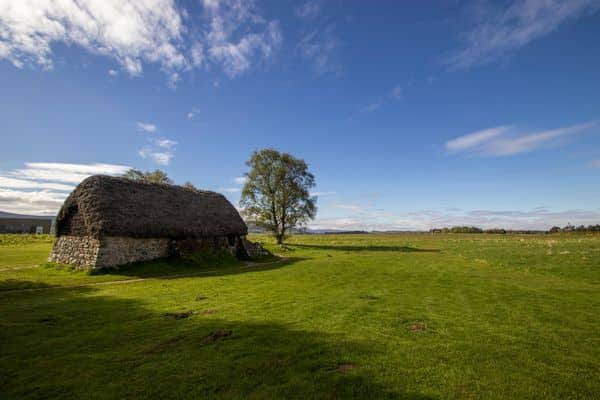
0;279;57;292
0;283;437;399
0;257;305;292
291;244;440;253
91;256;306;279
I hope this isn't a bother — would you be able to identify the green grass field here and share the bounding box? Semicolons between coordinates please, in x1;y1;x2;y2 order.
1;233;599;399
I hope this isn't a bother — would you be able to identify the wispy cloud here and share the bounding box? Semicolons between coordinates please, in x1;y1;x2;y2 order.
233;176;247;185
187;107;200;119
296;1;321;19
446;126;511;152
0;162;130;215
446;122;595;156
10;162;130;183
448;0;600;68
137;122;157;133
0;177;74;192
361;103;381;113
107;69;118;76
591;160;600;168
200;0;282;78
354;84;404;117
138;138;177;166
297;25;339;75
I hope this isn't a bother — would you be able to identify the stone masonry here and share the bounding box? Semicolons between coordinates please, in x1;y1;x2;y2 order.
48;235;253;269
48;236;101;267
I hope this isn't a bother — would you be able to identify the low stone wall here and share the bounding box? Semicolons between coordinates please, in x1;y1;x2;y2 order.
48;235;101;267
49;235;250;269
96;237;171;269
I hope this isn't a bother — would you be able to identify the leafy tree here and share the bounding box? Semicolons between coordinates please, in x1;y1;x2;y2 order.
122;169;173;184
182;181;199;191
240;149;317;244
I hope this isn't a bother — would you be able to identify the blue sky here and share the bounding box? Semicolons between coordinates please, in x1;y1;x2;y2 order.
1;0;599;230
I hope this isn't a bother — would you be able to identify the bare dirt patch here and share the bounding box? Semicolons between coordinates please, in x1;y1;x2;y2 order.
358;295;379;301
407;321;426;333
202;330;232;344
338;363;355;373
165;311;194;320
198;309;217;315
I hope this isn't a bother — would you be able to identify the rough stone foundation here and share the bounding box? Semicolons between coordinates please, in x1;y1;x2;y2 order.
48;235;101;267
95;237;171;269
49;235;251;269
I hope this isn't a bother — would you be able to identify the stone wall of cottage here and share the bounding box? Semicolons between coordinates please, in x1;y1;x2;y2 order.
49;235;250;269
48;235;101;267
95;237;171;269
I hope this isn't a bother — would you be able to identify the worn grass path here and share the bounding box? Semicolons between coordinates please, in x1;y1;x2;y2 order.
1;233;599;399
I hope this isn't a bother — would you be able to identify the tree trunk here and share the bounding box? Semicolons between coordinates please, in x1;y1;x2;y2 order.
276;234;283;245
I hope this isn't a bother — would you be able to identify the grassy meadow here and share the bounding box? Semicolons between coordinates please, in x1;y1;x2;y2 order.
1;233;599;399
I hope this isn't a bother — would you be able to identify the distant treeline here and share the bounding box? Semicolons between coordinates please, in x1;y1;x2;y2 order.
323;230;369;235
430;226;511;234
430;224;600;234
548;224;600;233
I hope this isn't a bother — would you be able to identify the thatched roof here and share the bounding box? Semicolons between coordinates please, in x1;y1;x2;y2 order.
55;175;247;238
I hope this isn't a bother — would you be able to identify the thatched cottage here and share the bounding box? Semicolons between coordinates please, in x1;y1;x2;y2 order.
48;175;250;269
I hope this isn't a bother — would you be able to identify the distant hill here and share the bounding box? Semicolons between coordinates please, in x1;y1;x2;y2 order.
0;211;54;220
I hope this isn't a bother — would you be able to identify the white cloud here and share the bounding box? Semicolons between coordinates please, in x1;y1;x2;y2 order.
310;207;600;231
10;162;130;183
190;42;204;67
446;122;595;156
136;122;157;133
187;107;200;119
233;176;247;185
138;137;177;166
0;161;131;215
391;85;403;99
296;1;321;19
155;138;176;148
0;0;187;76
167;72;181;89
0;177;73;191
446;126;511;152
449;0;600;68
0;0;284;83
0;188;67;215
201;0;282;78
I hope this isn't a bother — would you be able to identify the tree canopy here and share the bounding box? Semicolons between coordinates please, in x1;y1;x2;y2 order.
122;169;173;185
240;149;316;244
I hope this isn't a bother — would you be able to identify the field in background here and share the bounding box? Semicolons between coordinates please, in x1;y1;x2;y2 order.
1;233;599;399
